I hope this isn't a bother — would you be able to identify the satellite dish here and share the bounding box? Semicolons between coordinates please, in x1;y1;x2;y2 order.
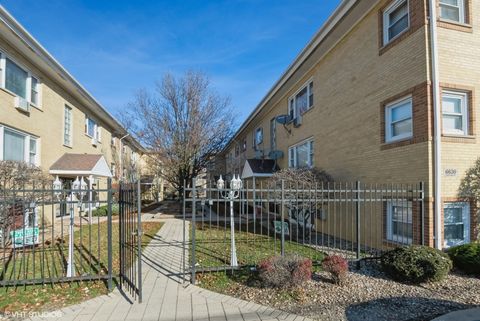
276;114;292;125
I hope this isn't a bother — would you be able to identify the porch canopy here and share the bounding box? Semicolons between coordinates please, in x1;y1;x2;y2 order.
49;153;112;178
241;159;279;179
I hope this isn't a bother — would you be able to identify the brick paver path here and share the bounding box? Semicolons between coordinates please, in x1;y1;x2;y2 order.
28;219;311;321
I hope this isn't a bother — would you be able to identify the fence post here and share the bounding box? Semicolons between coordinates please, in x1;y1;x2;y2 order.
420;181;425;246
191;178;197;284
281;180;285;257
182;180;186;284
356;181;361;266
137;179;143;303
107;178;113;292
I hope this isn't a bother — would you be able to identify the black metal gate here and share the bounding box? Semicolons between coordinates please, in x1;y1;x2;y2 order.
118;181;143;303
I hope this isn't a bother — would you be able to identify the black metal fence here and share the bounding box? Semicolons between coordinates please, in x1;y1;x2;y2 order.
184;179;425;282
0;178;114;289
119;181;143;303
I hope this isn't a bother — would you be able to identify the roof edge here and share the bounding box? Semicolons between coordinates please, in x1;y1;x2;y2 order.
0;5;145;153
224;0;359;152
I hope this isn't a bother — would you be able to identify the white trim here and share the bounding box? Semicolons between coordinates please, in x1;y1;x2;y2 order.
0;51;42;107
442;90;468;136
288;78;314;120
0;124;40;165
383;0;410;45
63;105;73;147
385;96;413;143
386;200;413;244
288;137;314;168
49;156;112;178
443;202;470;248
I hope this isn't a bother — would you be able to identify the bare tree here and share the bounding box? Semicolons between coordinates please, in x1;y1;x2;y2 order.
125;71;235;196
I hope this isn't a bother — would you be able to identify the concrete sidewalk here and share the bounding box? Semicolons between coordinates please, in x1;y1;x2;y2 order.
27;219;311;321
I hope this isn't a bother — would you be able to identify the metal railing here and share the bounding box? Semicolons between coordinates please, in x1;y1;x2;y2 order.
184;179;425;282
0;179;114;288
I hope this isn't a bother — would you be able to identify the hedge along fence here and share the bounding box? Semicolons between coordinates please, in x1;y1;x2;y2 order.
183;178;426;283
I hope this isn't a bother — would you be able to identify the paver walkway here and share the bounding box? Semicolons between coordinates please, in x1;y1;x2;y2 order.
27;219;311;321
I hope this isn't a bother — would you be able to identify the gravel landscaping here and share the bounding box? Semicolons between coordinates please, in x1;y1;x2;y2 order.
198;263;480;321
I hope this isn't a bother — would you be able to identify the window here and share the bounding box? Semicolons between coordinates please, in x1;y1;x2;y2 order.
64;106;73;146
442;91;468;136
6;58;28;99
85;116;101;141
288;139;314;168
288;80;314;119
242;139;247;152
254;128;263;147
31;77;39;105
270;118;276;151
0;126;38;165
29;139;37;165
383;0;409;45
385;96;413;143
444;202;470;248
235;144;240;157
387;200;413;244
0;54;41;105
111;163;116;177
440;0;466;23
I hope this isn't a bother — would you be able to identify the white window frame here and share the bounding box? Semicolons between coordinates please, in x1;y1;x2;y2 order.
385;96;413;143
63;105;73;147
288;79;314;120
439;0;466;24
288;138;314;169
0;52;42;107
442;90;468;136
85;116;101;142
0;125;40;166
383;0;410;45
386;200;413;244
443;202;470;248
253;127;263;146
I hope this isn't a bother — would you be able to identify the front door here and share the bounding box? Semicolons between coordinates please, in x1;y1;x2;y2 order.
444;202;470;248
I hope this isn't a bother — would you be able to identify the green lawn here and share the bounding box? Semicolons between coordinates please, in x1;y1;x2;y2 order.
192;222;325;269
0;221;163;313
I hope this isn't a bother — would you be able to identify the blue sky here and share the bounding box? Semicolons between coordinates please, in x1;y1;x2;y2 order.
2;0;340;125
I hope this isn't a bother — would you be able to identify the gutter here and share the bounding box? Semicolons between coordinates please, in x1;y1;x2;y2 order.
428;0;442;249
0;5;145;153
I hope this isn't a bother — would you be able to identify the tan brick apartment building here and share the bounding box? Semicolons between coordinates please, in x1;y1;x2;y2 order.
0;6;144;197
219;0;480;249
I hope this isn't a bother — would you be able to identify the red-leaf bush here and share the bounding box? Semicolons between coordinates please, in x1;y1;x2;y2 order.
322;255;349;285
258;255;312;288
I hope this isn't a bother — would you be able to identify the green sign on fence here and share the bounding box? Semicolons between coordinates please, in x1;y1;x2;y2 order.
273;221;289;236
10;227;39;248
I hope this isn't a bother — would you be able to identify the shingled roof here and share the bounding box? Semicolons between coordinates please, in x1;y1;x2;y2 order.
49;153;112;177
242;159;279;179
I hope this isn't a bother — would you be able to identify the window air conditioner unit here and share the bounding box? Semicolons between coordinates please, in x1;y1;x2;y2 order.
293;116;302;127
14;96;30;113
91;137;98;146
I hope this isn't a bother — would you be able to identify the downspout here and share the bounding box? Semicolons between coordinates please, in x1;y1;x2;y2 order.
428;0;442;249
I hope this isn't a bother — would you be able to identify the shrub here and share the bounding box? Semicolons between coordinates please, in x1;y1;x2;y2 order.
322;255;349;285
91;204;119;217
381;245;452;284
448;243;480;275
258;255;312;288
